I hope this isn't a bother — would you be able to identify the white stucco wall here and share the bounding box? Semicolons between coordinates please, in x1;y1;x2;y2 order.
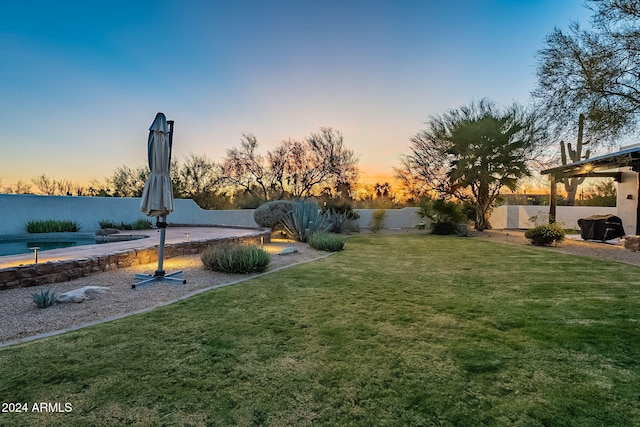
490;166;640;232
489;205;618;230
0;195;422;235
0;194;258;235
615;169;637;236
355;208;422;229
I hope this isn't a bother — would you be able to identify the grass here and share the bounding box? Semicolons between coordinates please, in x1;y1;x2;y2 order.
0;234;639;426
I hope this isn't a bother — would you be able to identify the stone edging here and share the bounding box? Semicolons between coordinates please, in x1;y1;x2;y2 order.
0;231;271;290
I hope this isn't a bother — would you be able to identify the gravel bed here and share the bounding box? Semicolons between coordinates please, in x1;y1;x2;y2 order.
472;229;640;266
0;241;328;346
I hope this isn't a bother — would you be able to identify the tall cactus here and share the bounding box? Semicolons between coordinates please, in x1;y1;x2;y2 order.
560;114;590;206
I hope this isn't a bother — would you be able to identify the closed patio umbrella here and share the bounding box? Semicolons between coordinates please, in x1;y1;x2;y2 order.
134;112;186;288
140;112;174;217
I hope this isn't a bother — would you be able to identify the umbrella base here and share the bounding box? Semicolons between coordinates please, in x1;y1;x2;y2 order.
133;270;186;289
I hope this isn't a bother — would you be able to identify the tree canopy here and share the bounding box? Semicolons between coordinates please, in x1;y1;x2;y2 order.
397;99;546;230
534;0;640;141
220;127;358;201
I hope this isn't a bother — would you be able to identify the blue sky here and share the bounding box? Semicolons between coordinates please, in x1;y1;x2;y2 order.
0;0;593;186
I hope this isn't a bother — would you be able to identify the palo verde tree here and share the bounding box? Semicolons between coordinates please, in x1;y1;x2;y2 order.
534;0;640;141
397;99;547;231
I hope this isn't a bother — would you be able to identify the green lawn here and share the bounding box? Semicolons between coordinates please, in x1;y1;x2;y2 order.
1;234;639;426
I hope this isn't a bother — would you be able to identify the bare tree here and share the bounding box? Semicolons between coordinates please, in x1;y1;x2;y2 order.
31;174;57;195
56;179;74;196
220;128;359;201
281;128;359;198
220;134;279;201
72;183;86;196
304;127;359;197
14;180;33;194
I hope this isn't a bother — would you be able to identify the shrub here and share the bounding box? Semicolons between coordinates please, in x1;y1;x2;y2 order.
131;218;153;230
98;220;119;229
281;200;330;242
325;210;349;234
254;200;293;230
322;202;360;233
308;232;345;252
369;209;386;233
418;199;467;235
31;288;56;308
201;243;271;274
525;224;565;246
119;222;134;231
25;220;80;233
98;219;153;230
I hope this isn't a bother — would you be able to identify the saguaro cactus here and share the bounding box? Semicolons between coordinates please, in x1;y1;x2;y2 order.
560;114;590;206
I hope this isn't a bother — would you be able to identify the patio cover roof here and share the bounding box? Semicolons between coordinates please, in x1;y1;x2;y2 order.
541;146;640;180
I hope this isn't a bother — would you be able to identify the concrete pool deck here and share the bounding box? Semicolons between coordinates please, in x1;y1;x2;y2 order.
0;226;270;288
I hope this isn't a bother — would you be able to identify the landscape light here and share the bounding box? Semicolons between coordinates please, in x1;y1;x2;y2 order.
30;246;40;264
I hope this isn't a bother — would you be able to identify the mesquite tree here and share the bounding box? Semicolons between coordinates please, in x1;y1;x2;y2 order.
534;0;640;141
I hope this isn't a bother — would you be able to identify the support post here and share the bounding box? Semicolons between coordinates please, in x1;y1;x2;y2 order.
636;173;640;235
549;175;557;224
155;215;167;277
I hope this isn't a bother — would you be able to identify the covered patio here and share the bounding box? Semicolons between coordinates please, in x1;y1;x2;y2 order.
541;145;640;236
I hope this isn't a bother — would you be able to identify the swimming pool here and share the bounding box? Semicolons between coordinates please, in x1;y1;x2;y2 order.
0;233;148;257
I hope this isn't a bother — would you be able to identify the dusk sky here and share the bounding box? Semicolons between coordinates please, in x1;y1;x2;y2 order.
1;0;593;187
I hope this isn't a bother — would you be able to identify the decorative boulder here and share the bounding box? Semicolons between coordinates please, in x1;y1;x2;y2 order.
57;286;110;303
254;200;293;231
95;228;120;236
624;235;640;252
277;247;298;255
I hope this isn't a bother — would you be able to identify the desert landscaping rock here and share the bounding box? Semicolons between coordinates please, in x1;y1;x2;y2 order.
277;247;299;255
57;286;110;303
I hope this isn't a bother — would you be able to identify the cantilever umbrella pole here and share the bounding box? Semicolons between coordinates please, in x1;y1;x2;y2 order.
134;216;185;288
156;215;167;276
133;116;185;289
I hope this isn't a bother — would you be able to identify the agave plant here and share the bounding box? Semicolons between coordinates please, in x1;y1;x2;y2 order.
280;200;330;242
31;288;57;309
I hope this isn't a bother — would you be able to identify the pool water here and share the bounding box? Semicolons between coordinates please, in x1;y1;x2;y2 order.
0;239;99;257
0;233;145;257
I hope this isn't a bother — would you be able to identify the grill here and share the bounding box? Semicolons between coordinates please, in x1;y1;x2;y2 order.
577;214;625;242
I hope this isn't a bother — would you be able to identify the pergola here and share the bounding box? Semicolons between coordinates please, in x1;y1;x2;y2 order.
541;146;640;231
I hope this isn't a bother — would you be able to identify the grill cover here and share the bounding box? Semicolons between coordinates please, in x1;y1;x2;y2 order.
577;214;625;241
